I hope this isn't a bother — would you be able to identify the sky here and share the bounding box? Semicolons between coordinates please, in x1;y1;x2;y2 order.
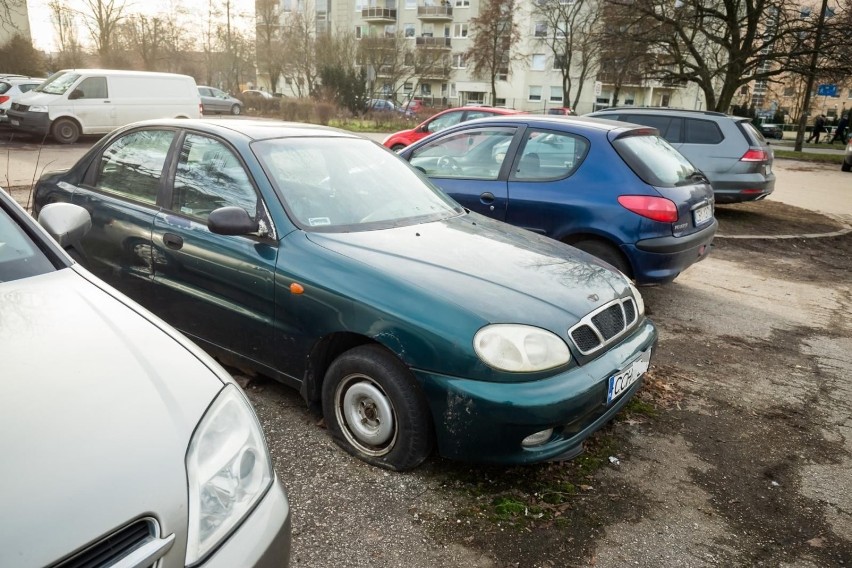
26;0;255;52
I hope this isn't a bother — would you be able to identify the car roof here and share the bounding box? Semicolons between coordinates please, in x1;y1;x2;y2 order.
590;106;747;121
124;118;364;142
457;113;649;134
55;68;194;80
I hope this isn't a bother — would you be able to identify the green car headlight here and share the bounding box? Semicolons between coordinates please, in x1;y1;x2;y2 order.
185;384;273;565
474;324;572;372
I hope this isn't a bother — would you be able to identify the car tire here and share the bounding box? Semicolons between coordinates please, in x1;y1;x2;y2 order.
322;344;433;471
231;104;242;115
390;143;406;152
570;239;632;278
842;161;851;172
51;118;80;144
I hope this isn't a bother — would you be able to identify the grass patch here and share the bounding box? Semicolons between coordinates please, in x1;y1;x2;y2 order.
328;117;415;133
624;397;658;418
773;150;845;164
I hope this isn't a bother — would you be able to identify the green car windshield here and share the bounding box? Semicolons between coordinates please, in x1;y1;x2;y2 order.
254;137;464;231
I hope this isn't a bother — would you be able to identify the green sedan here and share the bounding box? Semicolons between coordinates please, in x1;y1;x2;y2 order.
34;119;657;470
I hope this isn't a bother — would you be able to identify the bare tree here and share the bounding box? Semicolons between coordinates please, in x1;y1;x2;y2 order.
595;3;656;108
533;0;602;109
121;15;164;70
48;0;85;68
78;0;127;63
604;0;833;113
0;0;27;37
465;0;521;105
256;0;286;93
281;10;320;97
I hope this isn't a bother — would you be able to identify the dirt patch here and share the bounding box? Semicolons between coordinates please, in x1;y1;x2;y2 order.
715;200;849;237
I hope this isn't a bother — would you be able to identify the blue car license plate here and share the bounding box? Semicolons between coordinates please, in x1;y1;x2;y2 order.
607;349;651;404
693;204;712;225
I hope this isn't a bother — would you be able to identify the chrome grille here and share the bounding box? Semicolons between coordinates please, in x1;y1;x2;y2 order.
53;518;156;568
569;297;639;355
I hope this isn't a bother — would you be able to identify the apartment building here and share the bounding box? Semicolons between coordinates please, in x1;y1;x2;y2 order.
259;0;701;114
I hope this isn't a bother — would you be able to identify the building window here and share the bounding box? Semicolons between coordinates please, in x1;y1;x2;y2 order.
452;53;466;68
422;23;434;36
531;54;547;71
455;0;469;6
404;23;415;37
403;82;413;93
421;84;432;95
495;97;506;106
405;0;416;7
529;85;542;101
450;83;457;97
534;22;547;37
385;24;396;37
442;83;448;95
453;23;468;37
624;92;635;105
355;25;364;39
549;86;562;102
467;92;484;104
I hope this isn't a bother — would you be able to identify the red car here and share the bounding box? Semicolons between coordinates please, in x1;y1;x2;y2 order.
383;106;520;150
545;107;574;116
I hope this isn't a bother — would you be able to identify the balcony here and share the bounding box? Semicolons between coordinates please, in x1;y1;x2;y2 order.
416;36;452;49
414;66;451;80
417;4;453;21
597;71;645;86
362;7;397;22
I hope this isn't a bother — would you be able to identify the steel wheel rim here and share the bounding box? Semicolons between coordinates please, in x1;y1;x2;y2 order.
335;373;397;456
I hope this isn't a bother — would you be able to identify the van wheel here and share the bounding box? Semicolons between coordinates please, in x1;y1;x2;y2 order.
231;104;242;115
52;118;80;144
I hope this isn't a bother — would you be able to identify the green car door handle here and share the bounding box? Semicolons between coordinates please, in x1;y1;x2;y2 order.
163;233;184;250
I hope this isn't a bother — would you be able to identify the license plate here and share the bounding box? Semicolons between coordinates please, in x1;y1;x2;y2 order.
607;349;651;404
11;119;19;126
693;204;712;225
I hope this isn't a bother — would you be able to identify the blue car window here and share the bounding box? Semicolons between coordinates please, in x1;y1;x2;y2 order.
95;129;175;205
173;134;258;221
409;127;516;180
513;130;588;181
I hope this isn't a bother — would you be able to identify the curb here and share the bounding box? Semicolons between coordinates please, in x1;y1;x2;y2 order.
715;227;852;240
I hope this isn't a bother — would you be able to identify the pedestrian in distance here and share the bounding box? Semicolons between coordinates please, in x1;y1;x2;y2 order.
830;114;848;144
806;114;826;144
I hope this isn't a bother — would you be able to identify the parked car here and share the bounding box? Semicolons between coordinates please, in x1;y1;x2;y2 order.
242;89;275;100
757;122;784;140
0;188;291;567
34;119;657;470
546;107;574;116
0;76;44;124
400;99;424;114
383;106;520;151
587;107;775;203
400;115;717;285
7;69;201;144
198;85;243;115
365;98;397;113
842;137;852;172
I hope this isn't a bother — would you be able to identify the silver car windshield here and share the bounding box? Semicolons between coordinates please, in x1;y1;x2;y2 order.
253;137;464;231
0;207;55;282
35;71;80;95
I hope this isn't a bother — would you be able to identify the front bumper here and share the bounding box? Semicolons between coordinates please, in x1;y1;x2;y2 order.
199;477;292;568
413;319;657;465
6;109;51;136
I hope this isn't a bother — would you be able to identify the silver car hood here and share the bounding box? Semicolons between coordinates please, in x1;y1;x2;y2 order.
0;267;224;568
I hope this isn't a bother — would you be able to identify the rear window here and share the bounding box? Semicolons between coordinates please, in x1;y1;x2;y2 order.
612;134;698;187
684;119;723;144
0;82;10;94
739;121;767;145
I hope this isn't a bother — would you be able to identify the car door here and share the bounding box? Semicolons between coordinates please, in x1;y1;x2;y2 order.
209;88;230;113
406;126;518;221
504;128;591;237
151;132;279;370
69;75;116;131
71;128;177;305
198;87;216;112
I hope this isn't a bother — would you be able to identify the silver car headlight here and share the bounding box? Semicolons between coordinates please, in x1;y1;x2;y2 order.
474;324;572;372
186;384;273;565
628;282;645;316
29;105;49;112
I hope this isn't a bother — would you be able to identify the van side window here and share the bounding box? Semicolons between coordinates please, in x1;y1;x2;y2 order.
685;118;724;144
75;77;108;99
173;134;258;222
95;130;175;204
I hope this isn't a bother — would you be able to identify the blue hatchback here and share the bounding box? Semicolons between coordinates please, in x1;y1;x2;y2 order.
400;115;717;285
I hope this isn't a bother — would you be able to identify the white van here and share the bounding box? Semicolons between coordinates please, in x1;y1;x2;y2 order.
7;69;201;144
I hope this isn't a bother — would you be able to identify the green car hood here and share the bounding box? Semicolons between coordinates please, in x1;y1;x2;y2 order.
304;213;629;330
